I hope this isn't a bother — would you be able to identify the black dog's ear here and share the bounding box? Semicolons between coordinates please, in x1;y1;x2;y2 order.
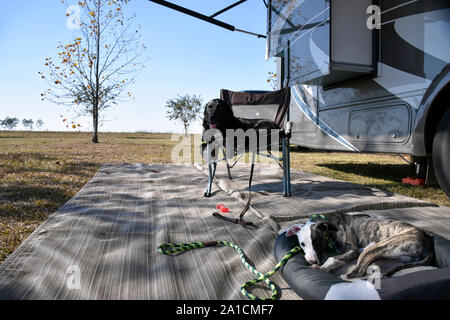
202;102;210;133
215;99;234;126
222;100;234;117
317;222;337;233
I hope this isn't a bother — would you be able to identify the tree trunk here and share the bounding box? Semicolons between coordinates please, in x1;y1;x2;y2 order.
184;124;188;136
92;101;99;143
92;0;101;144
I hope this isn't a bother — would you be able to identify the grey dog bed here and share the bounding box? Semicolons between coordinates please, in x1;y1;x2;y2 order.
274;232;450;300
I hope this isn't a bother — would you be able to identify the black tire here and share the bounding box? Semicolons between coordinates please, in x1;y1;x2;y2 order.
432;108;450;198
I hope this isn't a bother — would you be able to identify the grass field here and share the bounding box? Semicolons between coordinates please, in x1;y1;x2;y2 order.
1;130;449;263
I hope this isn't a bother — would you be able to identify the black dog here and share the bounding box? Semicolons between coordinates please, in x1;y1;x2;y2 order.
201;98;282;225
201;99;280;156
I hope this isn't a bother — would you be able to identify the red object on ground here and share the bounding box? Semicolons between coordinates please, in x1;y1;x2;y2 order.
402;177;425;186
220;207;230;213
216;204;225;209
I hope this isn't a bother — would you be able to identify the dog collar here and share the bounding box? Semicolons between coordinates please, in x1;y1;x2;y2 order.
308;213;327;223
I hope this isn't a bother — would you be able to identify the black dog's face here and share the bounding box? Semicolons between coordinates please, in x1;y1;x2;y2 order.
202;99;233;130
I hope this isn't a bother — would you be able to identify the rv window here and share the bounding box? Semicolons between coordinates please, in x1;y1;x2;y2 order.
268;0;376;87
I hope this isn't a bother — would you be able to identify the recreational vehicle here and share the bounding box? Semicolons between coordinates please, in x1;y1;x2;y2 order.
268;0;450;196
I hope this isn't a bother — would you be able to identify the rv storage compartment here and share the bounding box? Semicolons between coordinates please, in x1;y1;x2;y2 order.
268;0;376;86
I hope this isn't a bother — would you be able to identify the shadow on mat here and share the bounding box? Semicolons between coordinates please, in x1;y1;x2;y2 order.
317;163;410;183
245;179;392;199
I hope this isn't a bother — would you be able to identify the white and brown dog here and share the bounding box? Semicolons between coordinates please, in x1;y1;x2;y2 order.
285;213;434;279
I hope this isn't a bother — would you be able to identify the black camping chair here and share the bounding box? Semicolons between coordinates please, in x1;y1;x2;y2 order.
202;88;292;226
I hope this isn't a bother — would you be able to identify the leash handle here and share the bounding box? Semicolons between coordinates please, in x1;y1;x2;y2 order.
158;241;219;254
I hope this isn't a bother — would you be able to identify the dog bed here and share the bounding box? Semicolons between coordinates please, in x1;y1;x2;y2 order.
274;232;450;299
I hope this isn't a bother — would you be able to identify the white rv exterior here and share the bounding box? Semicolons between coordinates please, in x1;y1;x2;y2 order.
268;0;450;195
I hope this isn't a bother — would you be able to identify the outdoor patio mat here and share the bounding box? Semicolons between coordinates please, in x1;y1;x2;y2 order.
1;162;448;300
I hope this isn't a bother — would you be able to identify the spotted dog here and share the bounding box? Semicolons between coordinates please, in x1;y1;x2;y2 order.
285;213;434;279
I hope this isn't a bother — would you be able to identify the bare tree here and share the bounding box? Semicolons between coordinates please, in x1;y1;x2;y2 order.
40;0;146;143
166;94;203;136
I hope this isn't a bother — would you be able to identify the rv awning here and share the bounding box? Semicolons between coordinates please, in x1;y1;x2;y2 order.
148;0;267;39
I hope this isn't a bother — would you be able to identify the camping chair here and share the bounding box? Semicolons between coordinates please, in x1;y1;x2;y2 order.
202;87;292;225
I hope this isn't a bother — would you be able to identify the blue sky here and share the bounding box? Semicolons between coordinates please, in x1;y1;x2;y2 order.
0;0;275;134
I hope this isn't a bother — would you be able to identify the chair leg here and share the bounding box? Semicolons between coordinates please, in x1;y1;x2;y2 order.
226;164;232;180
245;153;256;203
286;136;292;197
204;162;217;197
282;136;288;196
222;147;232;180
204;163;212;197
250;152;256;189
204;143;217;197
212;162;217;181
281;136;292;197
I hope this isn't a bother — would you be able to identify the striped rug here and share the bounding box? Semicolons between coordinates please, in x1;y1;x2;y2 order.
1;163;448;300
0;163;300;300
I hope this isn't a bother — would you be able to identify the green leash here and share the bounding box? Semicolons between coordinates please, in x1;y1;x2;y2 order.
157;240;303;300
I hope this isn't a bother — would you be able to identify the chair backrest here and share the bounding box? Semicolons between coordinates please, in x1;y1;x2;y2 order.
220;87;291;129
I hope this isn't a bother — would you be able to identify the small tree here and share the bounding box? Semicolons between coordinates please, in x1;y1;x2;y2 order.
0;117;19;130
40;0;146;143
22;119;34;130
166;94;203;136
36;119;44;129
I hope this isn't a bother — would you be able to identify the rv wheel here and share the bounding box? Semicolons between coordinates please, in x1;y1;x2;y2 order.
432;108;450;197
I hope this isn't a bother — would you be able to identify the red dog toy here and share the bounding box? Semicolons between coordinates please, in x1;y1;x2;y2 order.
216;204;230;213
402;177;425;186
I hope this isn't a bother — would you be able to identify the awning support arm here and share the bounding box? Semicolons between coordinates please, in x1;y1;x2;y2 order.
148;0;266;39
210;0;247;18
235;28;266;38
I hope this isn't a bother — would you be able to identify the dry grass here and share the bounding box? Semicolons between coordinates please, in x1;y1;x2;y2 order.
0;131;448;263
289;148;449;207
0;131;176;262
